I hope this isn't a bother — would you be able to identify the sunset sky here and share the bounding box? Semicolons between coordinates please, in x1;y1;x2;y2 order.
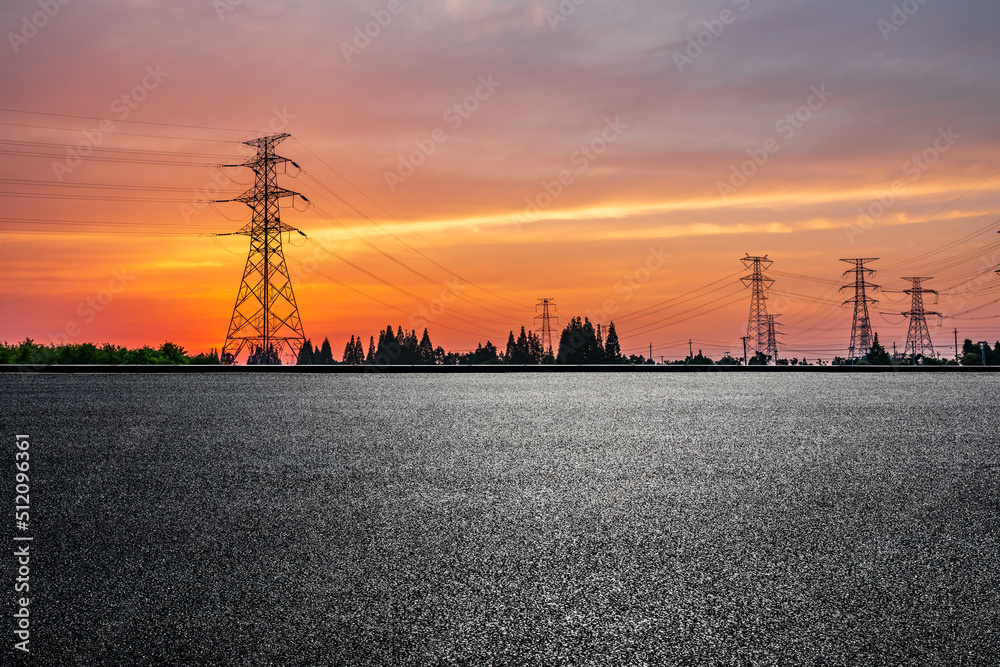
2;0;998;361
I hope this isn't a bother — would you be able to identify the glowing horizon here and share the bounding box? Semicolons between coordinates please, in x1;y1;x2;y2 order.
2;0;998;362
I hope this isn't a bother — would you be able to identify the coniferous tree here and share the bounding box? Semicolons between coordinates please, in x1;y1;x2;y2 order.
297;339;314;365
866;333;891;365
527;330;544;363
318;338;334;365
376;325;396;365
604;321;622;362
505;331;517;363
516;326;531;363
342;336;366;365
418;328;434;364
402;329;419;363
366;336;375;363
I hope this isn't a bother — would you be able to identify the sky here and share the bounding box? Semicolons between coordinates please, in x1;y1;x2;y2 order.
1;0;998;361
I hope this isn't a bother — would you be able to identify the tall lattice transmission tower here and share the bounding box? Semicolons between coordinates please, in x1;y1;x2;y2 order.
535;298;559;355
765;314;782;362
901;277;941;361
215;133;306;365
840;258;879;361
740;255;774;359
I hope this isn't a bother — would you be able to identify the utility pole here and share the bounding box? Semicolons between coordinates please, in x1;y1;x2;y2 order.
215;133;306;364
954;328;959;363
979;341;988;366
840;258;879;361
688;339;693;360
534;298;559;357
741;254;774;362
649;342;653;363
901;277;941;364
741;336;749;366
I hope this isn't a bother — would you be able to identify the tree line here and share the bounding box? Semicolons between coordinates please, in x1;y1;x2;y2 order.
0;340;220;365
2;327;996;366
299;318;646;366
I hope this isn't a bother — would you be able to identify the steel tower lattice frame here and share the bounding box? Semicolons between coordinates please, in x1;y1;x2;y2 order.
840;258;880;361
217;134;306;364
765;314;781;362
534;298;559;355
901;277;940;360
740;255;774;359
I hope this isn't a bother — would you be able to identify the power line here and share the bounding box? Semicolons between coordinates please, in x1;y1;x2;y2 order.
0;107;253;134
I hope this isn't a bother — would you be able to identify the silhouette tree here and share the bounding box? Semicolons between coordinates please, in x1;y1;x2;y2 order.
297;339;314;365
687;349;714;365
866;333;891;365
464;341;499;364
418;329;435;364
557;317;605;364
505;331;517;362
159;342;187;364
341;336;365;365
604;322;622;362
317;338;334;365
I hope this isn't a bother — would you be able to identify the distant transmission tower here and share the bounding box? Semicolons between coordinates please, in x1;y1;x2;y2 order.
740;254;774;359
535;298;559;355
901;277;941;361
840;258;879;361
216;133;306;364
765;314;781;362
